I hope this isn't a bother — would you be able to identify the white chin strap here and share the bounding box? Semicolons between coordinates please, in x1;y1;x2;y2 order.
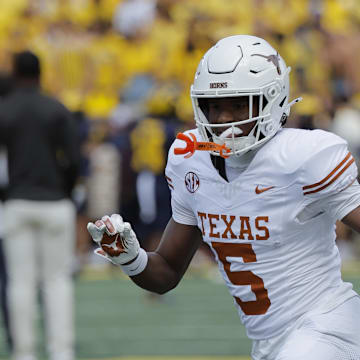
213;125;256;155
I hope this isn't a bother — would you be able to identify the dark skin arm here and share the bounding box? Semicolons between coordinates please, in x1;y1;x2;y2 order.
101;217;203;294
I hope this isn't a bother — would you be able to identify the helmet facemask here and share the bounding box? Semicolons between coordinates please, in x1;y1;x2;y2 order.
193;84;285;157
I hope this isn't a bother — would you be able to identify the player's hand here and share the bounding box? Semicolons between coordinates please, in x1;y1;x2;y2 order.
87;214;140;265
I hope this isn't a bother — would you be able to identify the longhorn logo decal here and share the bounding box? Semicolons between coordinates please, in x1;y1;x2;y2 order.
252;53;281;75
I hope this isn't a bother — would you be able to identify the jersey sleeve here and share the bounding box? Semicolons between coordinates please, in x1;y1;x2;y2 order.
165;142;197;226
324;180;360;220
298;180;360;222
301;133;358;201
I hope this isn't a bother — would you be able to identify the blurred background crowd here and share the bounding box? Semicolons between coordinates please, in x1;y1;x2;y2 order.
1;0;360;358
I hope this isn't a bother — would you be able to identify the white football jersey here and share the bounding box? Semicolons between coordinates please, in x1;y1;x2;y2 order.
165;128;360;340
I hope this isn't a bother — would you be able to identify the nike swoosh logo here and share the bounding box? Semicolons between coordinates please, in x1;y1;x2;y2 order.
255;185;275;194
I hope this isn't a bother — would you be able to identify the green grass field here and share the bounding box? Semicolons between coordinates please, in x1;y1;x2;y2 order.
0;265;359;360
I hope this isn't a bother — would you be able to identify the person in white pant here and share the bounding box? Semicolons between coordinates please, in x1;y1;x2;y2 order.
3;200;76;360
0;51;79;360
88;35;360;359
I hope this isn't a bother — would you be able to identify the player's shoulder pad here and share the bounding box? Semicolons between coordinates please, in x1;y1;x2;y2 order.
299;129;357;197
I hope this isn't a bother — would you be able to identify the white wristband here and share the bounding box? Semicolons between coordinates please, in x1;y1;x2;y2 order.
120;248;148;276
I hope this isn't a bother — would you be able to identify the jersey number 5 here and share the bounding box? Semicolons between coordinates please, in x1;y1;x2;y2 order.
211;242;271;315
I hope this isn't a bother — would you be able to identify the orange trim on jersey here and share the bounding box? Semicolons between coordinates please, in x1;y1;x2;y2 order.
165;176;174;189
303;152;352;191
174;132;231;159
303;157;355;195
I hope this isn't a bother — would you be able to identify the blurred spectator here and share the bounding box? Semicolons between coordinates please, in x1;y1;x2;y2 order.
85;118;121;268
87;120;120;222
71;110;91;274
130;102;179;251
0;72;13;97
0;149;11;352
112;0;157;38
0;51;79;360
107;73;158;237
0;72;13;352
331;97;360;158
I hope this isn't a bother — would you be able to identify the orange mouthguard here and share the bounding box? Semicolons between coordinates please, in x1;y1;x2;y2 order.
174;132;230;159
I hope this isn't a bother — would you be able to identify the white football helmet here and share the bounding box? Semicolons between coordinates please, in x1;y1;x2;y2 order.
191;35;301;156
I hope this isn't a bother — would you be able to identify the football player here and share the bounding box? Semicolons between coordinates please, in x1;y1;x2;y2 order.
87;35;360;360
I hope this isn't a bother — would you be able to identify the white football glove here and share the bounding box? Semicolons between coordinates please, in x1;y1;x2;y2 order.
87;214;140;266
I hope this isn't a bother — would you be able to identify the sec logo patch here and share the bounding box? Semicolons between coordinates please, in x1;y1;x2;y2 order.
185;172;200;193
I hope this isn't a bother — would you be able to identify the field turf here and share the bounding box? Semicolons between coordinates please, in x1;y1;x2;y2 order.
0;265;359;360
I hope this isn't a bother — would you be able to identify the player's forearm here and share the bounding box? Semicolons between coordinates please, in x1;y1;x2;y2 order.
129;251;180;294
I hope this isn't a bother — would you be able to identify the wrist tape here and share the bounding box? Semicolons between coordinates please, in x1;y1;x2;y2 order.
120;248;148;276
